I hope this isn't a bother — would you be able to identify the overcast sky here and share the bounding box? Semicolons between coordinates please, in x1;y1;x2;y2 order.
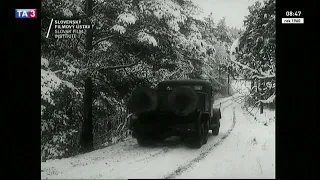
192;0;264;29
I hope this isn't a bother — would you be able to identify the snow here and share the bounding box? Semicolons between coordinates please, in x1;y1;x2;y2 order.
118;13;137;25
41;57;49;68
176;106;275;179
260;93;275;103
137;32;158;47
230;38;240;61
62;8;73;17
111;25;126;34
41;69;62;105
41;94;275;179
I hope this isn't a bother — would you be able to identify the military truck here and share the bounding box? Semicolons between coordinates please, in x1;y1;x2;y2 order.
128;79;222;148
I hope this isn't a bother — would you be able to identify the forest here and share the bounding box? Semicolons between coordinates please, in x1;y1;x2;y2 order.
41;0;275;161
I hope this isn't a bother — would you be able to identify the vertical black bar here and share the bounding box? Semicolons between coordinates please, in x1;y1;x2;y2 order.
6;1;41;179
277;0;318;178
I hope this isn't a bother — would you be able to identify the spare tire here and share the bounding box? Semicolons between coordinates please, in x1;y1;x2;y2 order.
168;86;199;116
128;87;158;113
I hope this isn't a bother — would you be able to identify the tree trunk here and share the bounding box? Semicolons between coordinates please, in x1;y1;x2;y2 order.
80;77;93;153
260;79;264;114
80;0;94;153
227;67;230;95
218;65;221;80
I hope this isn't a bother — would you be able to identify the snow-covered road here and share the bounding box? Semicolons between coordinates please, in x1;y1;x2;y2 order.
41;94;275;179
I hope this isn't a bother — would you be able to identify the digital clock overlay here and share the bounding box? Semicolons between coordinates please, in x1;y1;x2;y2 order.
282;10;304;24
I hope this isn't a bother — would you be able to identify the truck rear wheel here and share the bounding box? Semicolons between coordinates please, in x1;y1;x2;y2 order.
153;136;165;143
137;137;152;146
190;123;205;148
203;122;209;144
212;121;220;136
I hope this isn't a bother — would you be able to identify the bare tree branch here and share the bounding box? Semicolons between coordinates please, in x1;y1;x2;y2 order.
253;74;276;80
97;52;142;74
98;62;138;71
230;59;261;75
229;59;275;79
53;68;89;74
92;35;115;47
93;30;112;37
203;61;229;87
92;0;108;12
259;93;275;103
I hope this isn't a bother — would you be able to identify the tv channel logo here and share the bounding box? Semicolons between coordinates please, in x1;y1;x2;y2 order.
15;9;37;19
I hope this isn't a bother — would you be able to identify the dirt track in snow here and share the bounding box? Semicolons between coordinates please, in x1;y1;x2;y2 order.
41;96;237;179
164;104;236;179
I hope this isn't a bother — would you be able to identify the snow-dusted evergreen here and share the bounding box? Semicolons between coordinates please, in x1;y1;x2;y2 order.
41;0;275;172
230;0;275;108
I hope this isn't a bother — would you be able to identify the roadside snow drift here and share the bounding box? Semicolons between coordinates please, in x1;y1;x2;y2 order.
176;106;275;179
41;95;275;179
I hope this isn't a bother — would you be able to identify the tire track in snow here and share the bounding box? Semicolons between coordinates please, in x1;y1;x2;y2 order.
125;97;235;165
164;105;236;179
41;97;237;179
133;147;170;163
90;98;234;169
65;140;172;170
115;97;235;169
221;101;235;111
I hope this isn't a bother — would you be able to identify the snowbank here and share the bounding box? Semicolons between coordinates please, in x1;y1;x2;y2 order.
41;96;275;179
177;105;275;179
